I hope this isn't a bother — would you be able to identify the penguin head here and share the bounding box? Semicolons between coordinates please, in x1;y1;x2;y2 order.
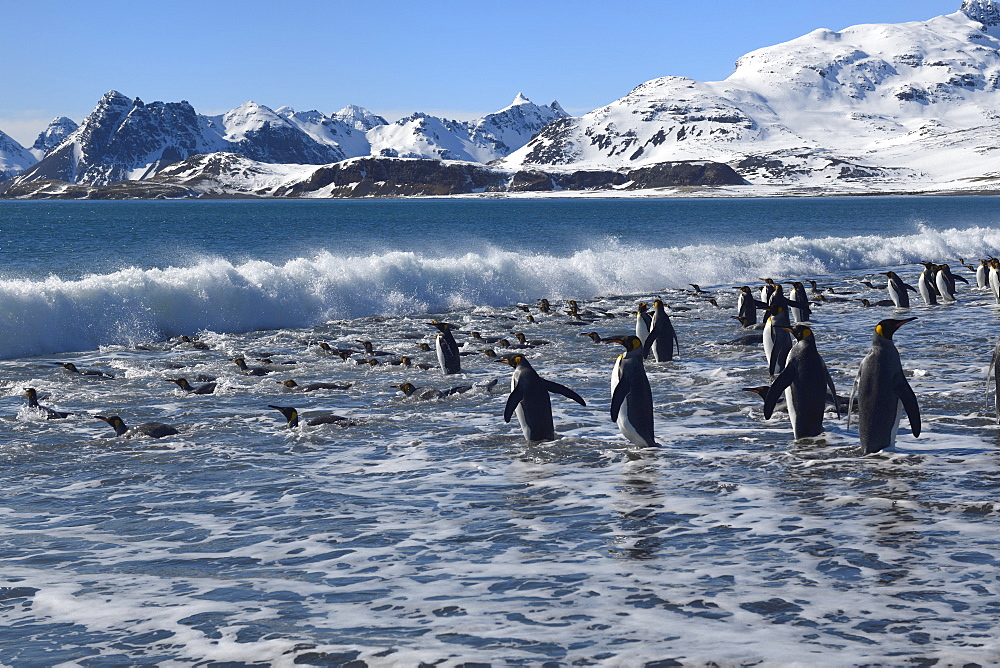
268;405;299;428
317;342;333;351
232;357;248;370
874;317;916;340
169;378;192;391
857;299;871;307
96;415;128;436
393;383;417;396
356;340;374;353
781;325;814;341
429;321;459;333
513;332;527;344
480;348;498;358
637;302;648;313
337;351;352;361
56;362;78;372
604;335;643;352
279;380;298;388
525;315;535;323
741;386;769;400
497;354;526;368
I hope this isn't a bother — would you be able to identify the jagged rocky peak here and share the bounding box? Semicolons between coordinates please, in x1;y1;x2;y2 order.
31;117;79;153
962;0;1000;27
333;105;388;132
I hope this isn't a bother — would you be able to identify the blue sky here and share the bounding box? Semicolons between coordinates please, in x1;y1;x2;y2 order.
0;0;959;145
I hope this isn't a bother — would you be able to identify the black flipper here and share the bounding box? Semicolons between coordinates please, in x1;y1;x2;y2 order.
503;383;524;423
954;274;970;284
763;361;796;420
543;380;586;406
610;379;630;422
825;366;841;419
896;378;921;437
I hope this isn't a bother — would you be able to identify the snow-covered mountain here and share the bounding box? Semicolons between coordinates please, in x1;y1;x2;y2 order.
0;130;36;181
29;117;78;160
6;91;559;187
12;92;349;186
501;0;1000;189
367;94;568;163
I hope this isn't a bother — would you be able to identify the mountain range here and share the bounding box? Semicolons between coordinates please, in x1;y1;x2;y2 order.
4;0;1000;197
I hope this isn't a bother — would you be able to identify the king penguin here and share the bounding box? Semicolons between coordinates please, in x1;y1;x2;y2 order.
763;325;840;439
498;355;586;442
24;388;71;419
985;338;1000;424
934;263;967;303
644;299;680;362
604;335;656;448
789;282;812;322
96;415;179;439
917;263;939;306
847;318;921;454
735;287;757;326
762;305;794;376
635;303;652;350
429;321;462;375
881;271;917;308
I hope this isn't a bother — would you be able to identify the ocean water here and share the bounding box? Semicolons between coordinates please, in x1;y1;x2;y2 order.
2;197;1000;666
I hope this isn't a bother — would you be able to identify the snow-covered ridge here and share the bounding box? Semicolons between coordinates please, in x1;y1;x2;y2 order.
4;92;566;187
8;1;1000;194
500;1;1000;191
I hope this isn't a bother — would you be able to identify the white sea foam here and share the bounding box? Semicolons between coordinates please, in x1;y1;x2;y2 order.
2;225;1000;360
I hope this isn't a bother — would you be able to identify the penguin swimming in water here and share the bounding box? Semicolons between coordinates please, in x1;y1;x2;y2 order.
847;318;921;454
881;271;917;308
644;300;680;362
96;415;179;439
169;378;217;395
429;321;462;375
53;362;114;379
24;388;71;419
268;405;359;428
604;335;656;448
279;379;353;392
498;355;586;442
763;325;840;439
392;382;473;400
233;358;272;376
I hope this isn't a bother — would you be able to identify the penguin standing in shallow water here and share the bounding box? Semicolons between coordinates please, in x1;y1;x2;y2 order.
735;287;757;326
644;300;680;362
934;263;967;303
429;321;461;375
917;263;939;306
604;335;656;448
881;271;917;308
635;303;652;350
789;282;811;322
848;318;921;454
498;355;586;442
762;305;794;376
763;325;840;439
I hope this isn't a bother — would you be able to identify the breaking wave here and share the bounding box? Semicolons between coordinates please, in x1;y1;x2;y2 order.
3;224;999;359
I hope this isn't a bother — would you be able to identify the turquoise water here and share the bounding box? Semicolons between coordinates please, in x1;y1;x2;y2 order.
2;197;1000;665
